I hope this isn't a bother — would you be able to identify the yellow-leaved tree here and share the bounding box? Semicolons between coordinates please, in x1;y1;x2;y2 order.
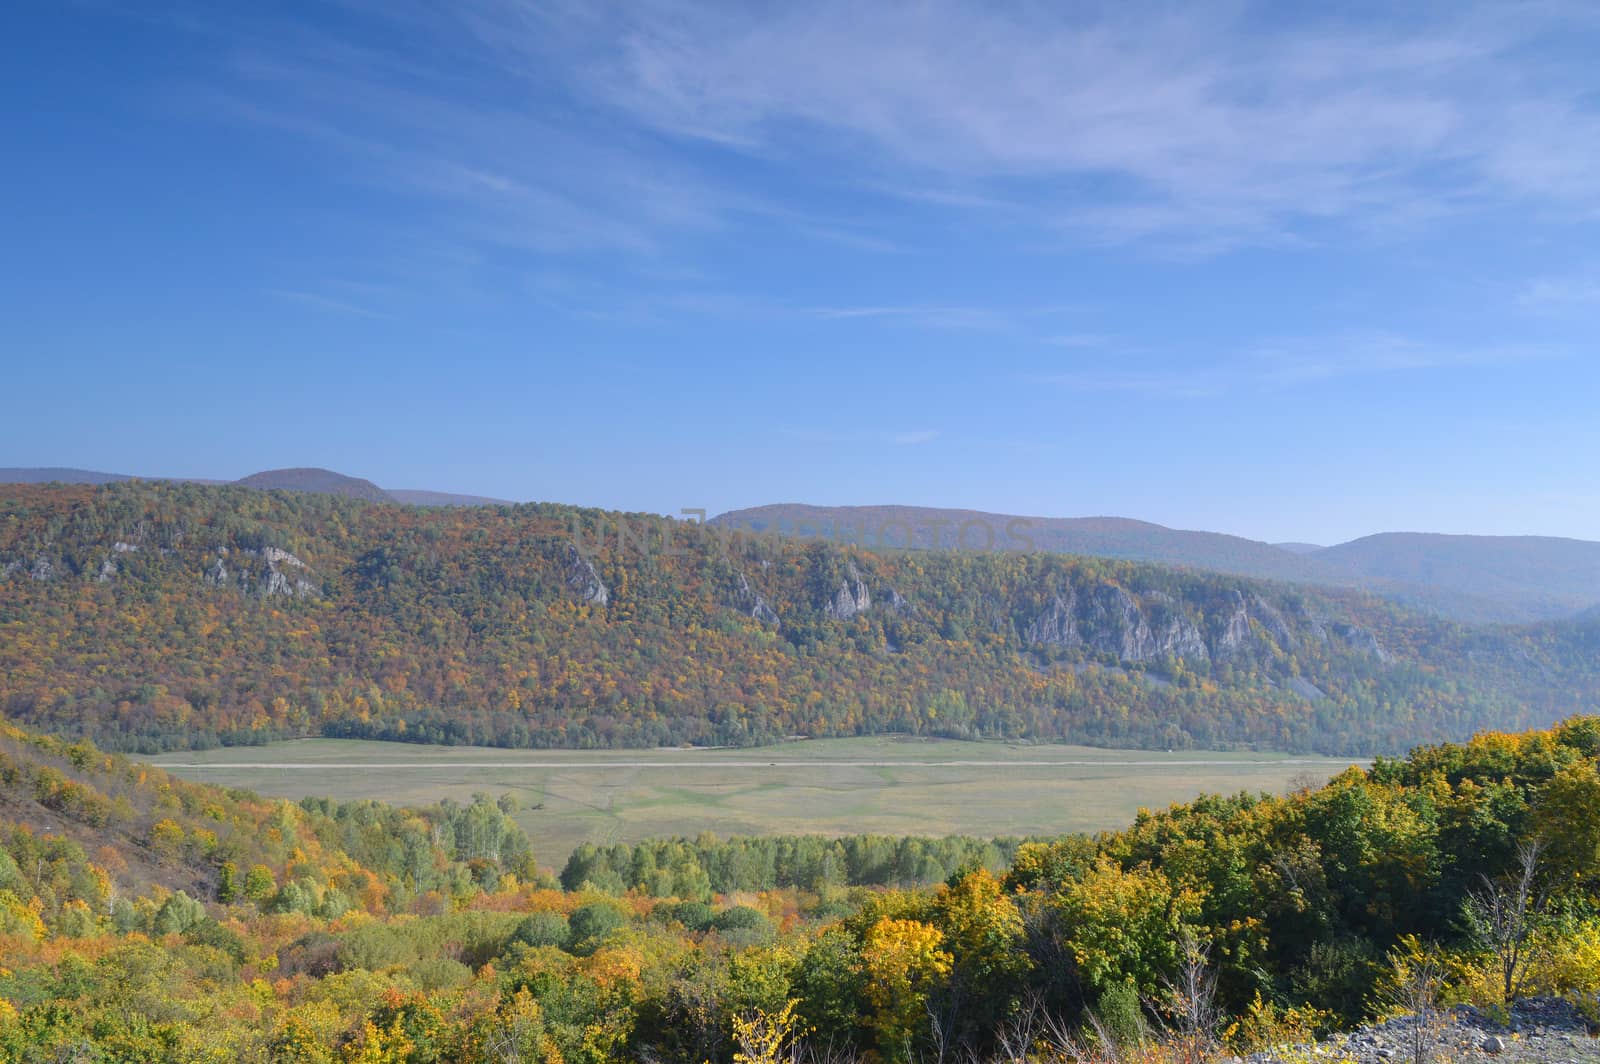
861;917;952;1063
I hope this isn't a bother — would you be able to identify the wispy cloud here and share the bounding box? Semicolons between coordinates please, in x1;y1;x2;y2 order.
1248;333;1536;384
264;288;386;318
518;0;1600;245
1039;333;1544;398
1044;333;1112;350
777;426;942;448
146;7;746;274
1039;367;1229;400
806;305;1008;330
805;303;1080;334
145;1;1600;267
1520;272;1600;309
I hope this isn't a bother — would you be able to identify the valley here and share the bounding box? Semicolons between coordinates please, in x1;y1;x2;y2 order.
10;5;1600;1058
149;735;1355;860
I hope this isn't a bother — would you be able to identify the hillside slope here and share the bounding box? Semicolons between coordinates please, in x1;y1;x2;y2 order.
0;717;533;923
2;482;1597;757
0;717;1597;1061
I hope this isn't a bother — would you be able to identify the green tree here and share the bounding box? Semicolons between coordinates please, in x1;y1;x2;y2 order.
216;860;239;903
1054;856;1202;997
567;901;627;955
243;864;276;902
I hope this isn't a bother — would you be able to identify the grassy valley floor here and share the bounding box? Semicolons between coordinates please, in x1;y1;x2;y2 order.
151;735;1357;861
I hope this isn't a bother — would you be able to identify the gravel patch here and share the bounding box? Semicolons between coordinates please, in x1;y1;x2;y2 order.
1240;999;1600;1064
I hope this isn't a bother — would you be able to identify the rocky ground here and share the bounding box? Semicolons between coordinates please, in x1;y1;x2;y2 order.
1248;999;1600;1064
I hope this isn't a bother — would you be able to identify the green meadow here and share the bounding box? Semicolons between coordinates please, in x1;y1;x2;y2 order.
151;736;1357;864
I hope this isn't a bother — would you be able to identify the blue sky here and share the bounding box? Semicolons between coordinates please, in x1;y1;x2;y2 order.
4;1;1599;544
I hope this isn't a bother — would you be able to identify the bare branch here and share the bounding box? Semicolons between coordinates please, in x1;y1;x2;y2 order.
1466;839;1548;1004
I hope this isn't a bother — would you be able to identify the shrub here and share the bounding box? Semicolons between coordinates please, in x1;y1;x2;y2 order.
153;890;206;935
567;901;627;955
655;900;715;931
511;910;571;950
1095;980;1147;1052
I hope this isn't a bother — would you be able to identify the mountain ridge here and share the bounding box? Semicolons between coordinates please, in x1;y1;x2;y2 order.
6;470;1599;622
0;466;508;508
3;480;1599;758
714;502;1600;623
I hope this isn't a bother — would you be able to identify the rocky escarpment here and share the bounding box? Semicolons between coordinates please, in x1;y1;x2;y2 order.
880;585;913;616
4;539;321;598
812;559;914;623
1139;590;1211;661
1024;590;1080;646
2;553;68;582
202;546;319;597
1021;580;1366;672
561;543;609;605
1212;590;1298;661
92;541;141;583
1078;583;1164;660
1332;620;1393;662
823;560;873;620
730;569;780;626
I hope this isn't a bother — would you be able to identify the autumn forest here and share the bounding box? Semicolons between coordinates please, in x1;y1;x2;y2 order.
3;483;1598;757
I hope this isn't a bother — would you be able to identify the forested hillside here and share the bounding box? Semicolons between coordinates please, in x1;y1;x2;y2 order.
3;714;1599;1061
2;482;1598;756
0;716;535;935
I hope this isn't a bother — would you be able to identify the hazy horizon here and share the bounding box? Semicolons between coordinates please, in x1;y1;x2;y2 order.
10;462;1600;548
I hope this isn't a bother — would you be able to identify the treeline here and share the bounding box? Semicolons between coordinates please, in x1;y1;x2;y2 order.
560;833;1026;897
2;482;1598;757
2;718;1600;1060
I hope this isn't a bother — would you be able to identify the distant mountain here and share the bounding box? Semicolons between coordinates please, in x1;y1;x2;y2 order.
234;467;393;502
714;503;1345;581
0;465;509;507
1313;532;1600;622
0;466;133;485
713;504;1599;623
0;466;228;486
388;488;513;507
